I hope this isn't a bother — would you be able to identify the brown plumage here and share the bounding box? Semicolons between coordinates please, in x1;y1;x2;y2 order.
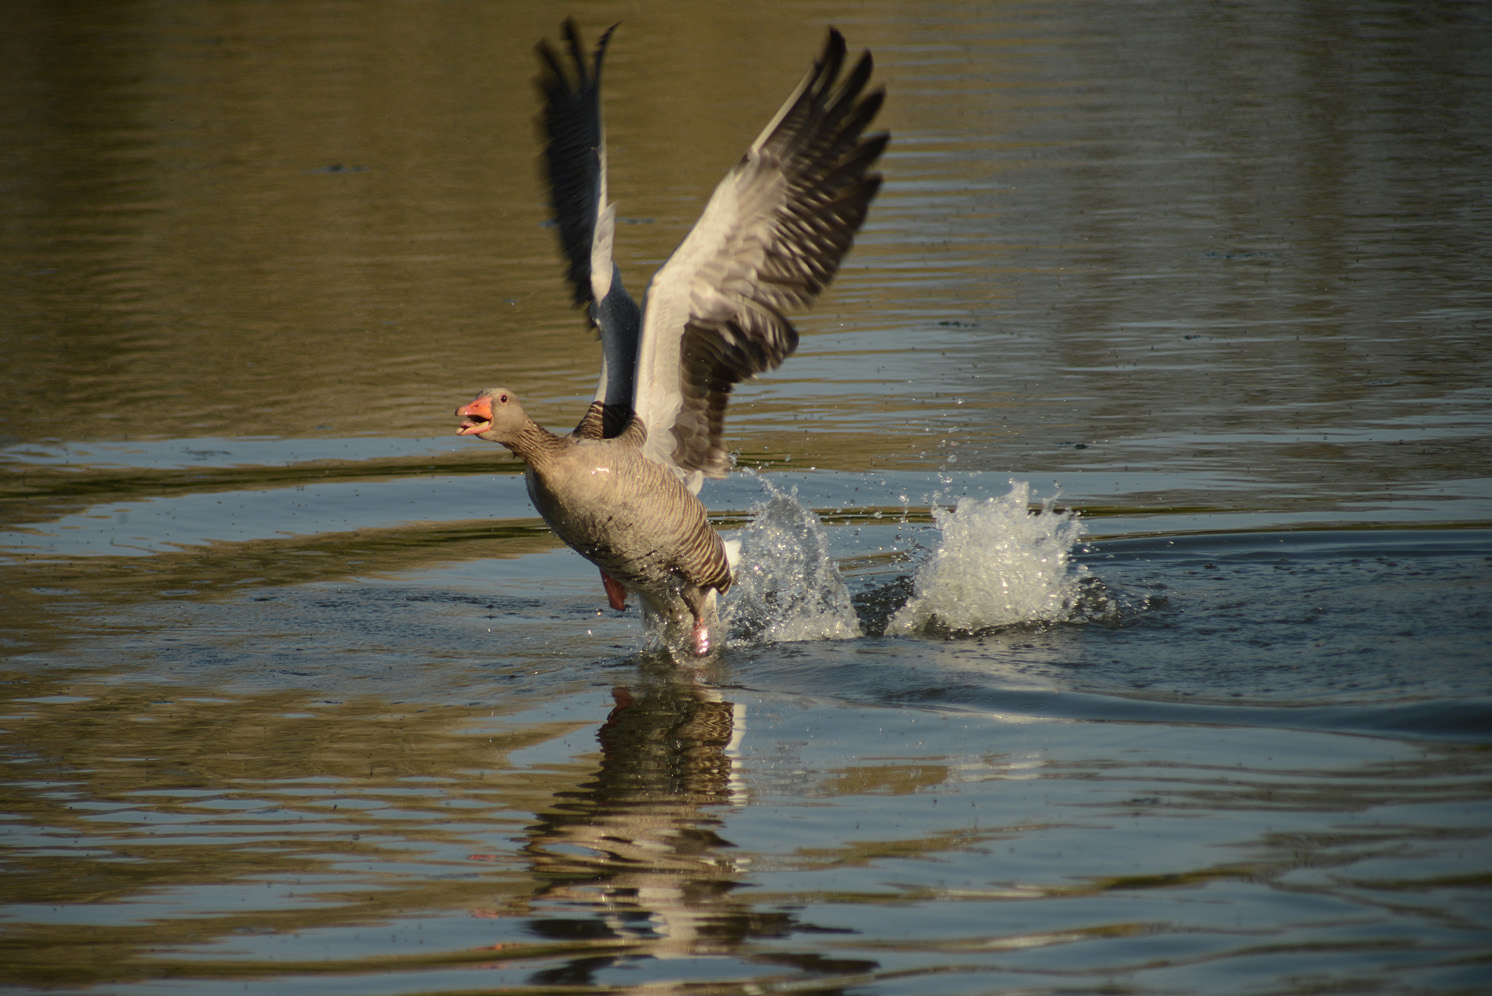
456;24;884;654
456;390;732;651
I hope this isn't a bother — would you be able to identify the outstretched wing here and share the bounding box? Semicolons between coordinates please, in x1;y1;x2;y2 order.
535;20;641;437
632;28;886;484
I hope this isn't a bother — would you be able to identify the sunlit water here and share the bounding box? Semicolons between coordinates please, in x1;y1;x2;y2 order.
3;2;1491;995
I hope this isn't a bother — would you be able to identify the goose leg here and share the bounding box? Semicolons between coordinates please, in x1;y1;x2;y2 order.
600;570;628;610
690;618;713;656
684;588;721;656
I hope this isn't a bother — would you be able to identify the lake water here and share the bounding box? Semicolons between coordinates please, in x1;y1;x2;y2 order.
3;2;1491;994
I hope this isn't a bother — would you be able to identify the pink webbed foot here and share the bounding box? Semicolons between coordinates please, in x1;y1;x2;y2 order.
690;618;713;656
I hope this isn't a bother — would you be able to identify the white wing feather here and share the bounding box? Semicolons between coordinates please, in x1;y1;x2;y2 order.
632;29;886;486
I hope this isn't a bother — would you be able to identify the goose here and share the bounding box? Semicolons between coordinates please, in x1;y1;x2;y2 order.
456;21;885;654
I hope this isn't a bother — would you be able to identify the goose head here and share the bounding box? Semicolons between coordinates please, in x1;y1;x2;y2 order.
454;388;528;443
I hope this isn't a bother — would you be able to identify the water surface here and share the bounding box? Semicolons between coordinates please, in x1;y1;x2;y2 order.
3;2;1490;994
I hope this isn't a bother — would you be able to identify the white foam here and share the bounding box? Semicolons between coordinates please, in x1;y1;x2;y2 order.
722;480;861;645
888;481;1086;635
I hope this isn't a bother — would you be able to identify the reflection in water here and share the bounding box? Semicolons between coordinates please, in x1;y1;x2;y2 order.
514;663;872;988
1;2;1489;993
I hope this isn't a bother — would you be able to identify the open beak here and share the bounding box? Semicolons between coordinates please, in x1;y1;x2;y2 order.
454;396;492;436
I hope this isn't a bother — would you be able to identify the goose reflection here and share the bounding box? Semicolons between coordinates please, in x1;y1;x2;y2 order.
509;661;872;989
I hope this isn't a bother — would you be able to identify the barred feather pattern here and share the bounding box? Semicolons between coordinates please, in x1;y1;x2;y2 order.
521;418;734;610
635;27;887;479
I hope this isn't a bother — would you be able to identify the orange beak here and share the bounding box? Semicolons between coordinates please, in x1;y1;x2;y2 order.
455;396;493;436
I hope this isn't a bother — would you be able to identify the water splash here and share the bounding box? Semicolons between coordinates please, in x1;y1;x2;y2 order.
723;480;861;646
888;481;1086;636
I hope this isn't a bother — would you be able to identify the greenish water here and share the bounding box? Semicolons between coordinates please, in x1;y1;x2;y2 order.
3;2;1490;994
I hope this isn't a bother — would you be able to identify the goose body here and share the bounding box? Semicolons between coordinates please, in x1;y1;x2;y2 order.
457;390;730;647
456;22;885;653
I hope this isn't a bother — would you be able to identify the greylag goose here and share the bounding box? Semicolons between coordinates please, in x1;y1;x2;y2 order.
456;22;885;654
